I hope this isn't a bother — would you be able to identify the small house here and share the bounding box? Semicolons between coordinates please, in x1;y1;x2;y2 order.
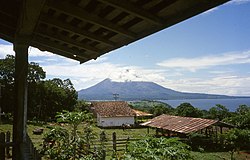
91;101;135;127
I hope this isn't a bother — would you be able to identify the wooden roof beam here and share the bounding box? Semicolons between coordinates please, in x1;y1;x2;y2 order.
0;25;15;42
39;14;116;47
15;0;46;43
46;0;137;39
35;29;101;54
98;0;165;26
32;36;88;62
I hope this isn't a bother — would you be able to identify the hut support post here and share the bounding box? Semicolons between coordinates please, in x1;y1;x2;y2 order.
12;43;29;160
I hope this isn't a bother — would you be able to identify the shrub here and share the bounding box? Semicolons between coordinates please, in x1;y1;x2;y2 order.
125;136;192;160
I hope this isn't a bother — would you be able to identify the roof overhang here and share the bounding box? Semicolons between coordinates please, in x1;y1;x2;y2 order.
0;0;229;63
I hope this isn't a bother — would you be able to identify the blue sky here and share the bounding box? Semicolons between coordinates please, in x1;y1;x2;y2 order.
1;0;250;96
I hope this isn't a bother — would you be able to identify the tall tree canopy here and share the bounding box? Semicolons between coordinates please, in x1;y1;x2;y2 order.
175;103;203;118
207;104;231;121
0;55;77;121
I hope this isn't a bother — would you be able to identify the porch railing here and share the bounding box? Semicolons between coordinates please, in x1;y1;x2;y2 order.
0;131;41;160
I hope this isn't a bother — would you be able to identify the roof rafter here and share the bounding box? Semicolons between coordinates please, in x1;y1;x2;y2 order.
39;14;115;47
46;0;137;39
36;28;101;54
98;0;165;26
0;25;14;42
33;36;88;62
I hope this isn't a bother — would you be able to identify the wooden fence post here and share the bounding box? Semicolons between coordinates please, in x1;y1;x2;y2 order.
0;132;5;160
100;131;106;160
125;137;130;151
6;131;11;158
112;132;116;152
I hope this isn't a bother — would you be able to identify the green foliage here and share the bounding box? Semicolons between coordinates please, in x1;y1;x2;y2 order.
236;105;250;115
175;103;203;118
149;104;175;116
0;55;78;121
207;104;231;120
187;133;214;151
220;129;250;150
224;105;250;129
41;111;97;160
129;100;173;116
220;128;250;159
125;136;192;160
74;100;91;112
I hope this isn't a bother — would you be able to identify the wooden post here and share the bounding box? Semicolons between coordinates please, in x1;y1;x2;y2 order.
6;131;11;158
12;43;29;160
100;131;106;160
125;137;130;151
0;132;5;160
112;132;116;152
156;128;159;136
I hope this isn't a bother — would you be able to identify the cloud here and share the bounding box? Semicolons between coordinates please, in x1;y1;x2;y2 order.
202;7;219;15
1;43;250;96
160;75;250;96
43;61;167;90
157;50;250;72
227;0;250;5
0;44;56;59
201;0;250;15
0;44;15;58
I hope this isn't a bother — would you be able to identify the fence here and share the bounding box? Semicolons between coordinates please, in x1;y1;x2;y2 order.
1;131;139;159
0;131;12;159
0;131;41;160
92;132;139;158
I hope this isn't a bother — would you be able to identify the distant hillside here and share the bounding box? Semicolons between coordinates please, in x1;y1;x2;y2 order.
77;78;237;101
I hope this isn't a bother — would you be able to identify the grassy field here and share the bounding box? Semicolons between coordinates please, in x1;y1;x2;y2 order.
1;122;249;160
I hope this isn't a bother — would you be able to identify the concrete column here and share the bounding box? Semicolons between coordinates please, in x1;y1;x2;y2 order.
12;43;28;160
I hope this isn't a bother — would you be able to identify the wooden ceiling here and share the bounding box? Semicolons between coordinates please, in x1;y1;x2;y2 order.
0;0;229;63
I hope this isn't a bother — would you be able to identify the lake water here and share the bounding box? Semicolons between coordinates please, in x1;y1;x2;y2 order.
159;98;250;111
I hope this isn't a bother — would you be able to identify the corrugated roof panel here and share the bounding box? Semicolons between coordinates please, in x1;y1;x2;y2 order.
141;114;219;134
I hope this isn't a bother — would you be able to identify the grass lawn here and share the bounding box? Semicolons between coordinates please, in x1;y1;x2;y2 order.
191;151;250;160
1;122;250;160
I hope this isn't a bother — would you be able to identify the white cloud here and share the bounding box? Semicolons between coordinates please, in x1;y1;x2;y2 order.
1;43;250;96
43;61;167;90
0;44;15;58
202;7;219;15
227;0;250;5
157;50;250;72
0;44;55;59
160;75;250;96
201;0;250;15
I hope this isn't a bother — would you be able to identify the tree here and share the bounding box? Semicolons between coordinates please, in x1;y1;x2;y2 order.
220;129;250;160
236;105;250;115
224;105;250;129
0;55;46;115
74;100;90;112
149;104;174;116
0;55;77;121
37;79;77;121
208;104;230;120
175;103;202;118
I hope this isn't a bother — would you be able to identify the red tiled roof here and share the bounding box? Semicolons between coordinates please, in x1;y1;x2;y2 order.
141;114;219;134
91;101;135;117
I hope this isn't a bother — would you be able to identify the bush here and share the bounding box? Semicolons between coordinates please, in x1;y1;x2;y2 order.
41;111;98;160
125;136;192;160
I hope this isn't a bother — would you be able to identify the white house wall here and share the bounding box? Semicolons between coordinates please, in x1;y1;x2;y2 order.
97;116;134;127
